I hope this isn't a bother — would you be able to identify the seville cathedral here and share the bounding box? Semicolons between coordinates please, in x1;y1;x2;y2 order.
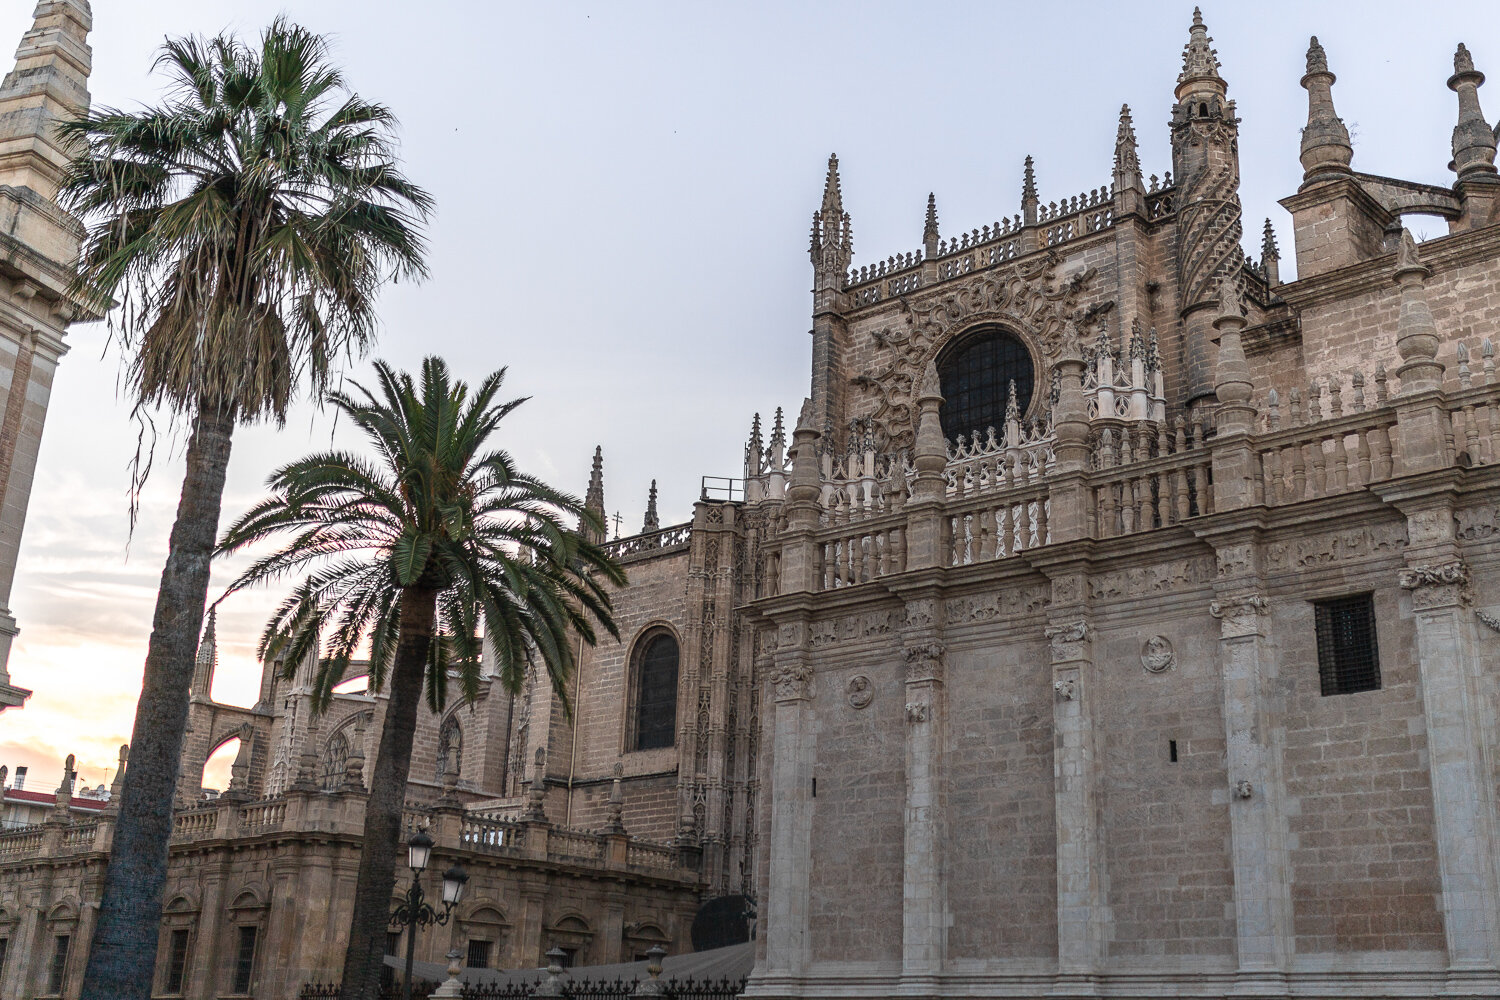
6;1;1500;998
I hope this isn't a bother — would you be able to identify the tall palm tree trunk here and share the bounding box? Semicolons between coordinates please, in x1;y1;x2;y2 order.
81;403;236;1000
340;586;438;1000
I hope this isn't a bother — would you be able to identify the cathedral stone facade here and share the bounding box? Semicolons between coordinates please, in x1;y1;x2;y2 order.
7;6;1500;1000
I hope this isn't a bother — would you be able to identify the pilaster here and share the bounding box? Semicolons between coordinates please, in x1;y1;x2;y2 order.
763;614;815;976
1207;530;1294;977
896;588;946;981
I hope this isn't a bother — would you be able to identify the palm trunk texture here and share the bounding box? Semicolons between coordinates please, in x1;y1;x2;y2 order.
80;404;236;1000
340;586;438;1000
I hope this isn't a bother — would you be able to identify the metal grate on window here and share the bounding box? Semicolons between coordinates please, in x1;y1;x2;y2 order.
165;928;190;994
1314;594;1381;695
466;938;493;969
233;925;257;994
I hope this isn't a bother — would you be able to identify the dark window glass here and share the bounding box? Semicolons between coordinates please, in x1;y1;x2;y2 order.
466;939;493;969
938;329;1035;442
232;926;257;994
165;928;190;994
557;947;577;968
382;931;401;991
49;935;69;995
634;633;679;751
0;937;7;977
1315;594;1381;695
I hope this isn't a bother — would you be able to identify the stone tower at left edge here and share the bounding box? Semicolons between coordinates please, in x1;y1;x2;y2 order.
0;1;94;711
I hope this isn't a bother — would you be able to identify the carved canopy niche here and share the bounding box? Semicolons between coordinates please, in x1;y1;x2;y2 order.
848;254;1106;451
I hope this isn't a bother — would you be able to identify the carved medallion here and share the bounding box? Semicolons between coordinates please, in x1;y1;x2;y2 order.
846;674;874;710
1140;635;1175;673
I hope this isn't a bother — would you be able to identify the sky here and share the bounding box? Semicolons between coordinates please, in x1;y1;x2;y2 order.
1;0;1497;793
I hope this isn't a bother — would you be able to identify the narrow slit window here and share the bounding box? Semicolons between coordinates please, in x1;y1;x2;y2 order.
165;928;190;994
232;925;257;995
49;935;70;995
1314;594;1381;695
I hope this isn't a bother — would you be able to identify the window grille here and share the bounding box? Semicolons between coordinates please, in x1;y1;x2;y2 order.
165;928;190;994
320;731;349;791
938;328;1035;442
49;935;69;995
382;931;401;991
634;633;679;751
466;938;493;969
233;926;258;994
1314;594;1381;695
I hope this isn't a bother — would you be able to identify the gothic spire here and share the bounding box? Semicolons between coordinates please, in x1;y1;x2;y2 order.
1299;36;1353;185
811;153;852;279
191;607;218;698
0;1;92;199
1261;218;1281;286
1448;43;1498;184
582;446;606;542
923;192;940;256
1114;105;1141;178
1176;7;1224;97
642;480;659;534
1022;155;1039;225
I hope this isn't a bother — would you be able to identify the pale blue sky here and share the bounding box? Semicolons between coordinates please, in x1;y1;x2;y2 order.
3;0;1497;787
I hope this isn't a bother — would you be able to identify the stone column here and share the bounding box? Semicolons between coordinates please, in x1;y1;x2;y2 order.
514;883;549;968
899;594;946;979
1209;545;1294;974
1399;554;1500;971
1045;603;1107;976
763;617;815;976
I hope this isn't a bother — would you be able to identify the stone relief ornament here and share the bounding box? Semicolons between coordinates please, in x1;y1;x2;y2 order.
846;674;874;710
1209;594;1269;639
1140;635;1175;673
1053;678;1077;701
1477;609;1500;634
1045;619;1092;660
905;702;929;724
903;599;938;629
769;661;813;701
848;255;1102;451
1234;780;1254;799
1399;561;1472;609
903;642;946;683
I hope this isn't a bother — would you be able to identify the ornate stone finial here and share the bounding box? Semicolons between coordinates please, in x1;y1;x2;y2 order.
1114;104;1141;177
0;765;6;794
1213;277;1254;437
1216;275;1244;323
769;406;786;450
0;0;94;202
795;396;816;433
1005;379;1020;421
526;745;548;820
922;192;939;253
1178;7;1223;89
1261;218;1280;261
642;480;659;533
1306;35;1328;75
580;445;606;542
1448;43;1498;183
605;761;626;834
911;362;947;495
1298;35;1353;184
1021;155;1039;225
108;743;128;802
1395;228;1428;277
918;360;942;403
192;606;219;697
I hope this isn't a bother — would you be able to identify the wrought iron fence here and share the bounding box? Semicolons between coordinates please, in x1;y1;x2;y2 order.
301;973;744;999
297;981;437;999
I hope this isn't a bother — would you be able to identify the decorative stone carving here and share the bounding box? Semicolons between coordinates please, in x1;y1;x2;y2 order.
1215;544;1253;579
1477;609;1500;634
850;256;1101;450
1455;504;1498;542
1209;594;1269;638
903;599;937;629
1234;779;1254;799
776;621;805;649
905;702;929;724
1053;678;1077;701
846;674;874;710
1398;561;1472;609
942;587;1048;626
1140;635;1175;673
1045;619;1092;660
769;661;813;701
1088;556;1215;601
903;642;945;683
1405;508;1454;547
1263;524;1407;573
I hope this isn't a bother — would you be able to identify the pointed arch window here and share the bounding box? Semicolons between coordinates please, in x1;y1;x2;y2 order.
631;630;679;751
937;327;1035;442
320;731;349;790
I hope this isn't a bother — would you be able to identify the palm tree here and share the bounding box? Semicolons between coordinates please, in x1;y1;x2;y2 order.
59;22;432;1000
218;356;623;1000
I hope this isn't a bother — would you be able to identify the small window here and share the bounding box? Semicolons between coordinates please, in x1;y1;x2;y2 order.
0;937;7;978
633;632;679;751
165;928;190;994
49;935;69;995
557;947;577;968
466;938;493;969
232;926;258;994
382;931;401;991
1315;594;1381;695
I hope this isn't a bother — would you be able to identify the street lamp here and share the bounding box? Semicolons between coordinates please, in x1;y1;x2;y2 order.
391;830;469;1000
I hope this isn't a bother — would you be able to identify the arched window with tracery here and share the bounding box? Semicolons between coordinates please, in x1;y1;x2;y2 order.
630;630;679;751
437;716;463;782
937;327;1036;442
320;731;349;790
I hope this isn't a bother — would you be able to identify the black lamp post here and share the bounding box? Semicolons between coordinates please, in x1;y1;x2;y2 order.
390;830;469;1000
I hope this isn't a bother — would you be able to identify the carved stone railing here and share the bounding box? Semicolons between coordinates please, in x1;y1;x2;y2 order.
626;839;679;872
0;824;45;859
61;821;99;850
1145;179;1177;219
238;798;286;833
604;522;692;561
817;509;908;590
547;827;606;865
459;813;520;854
1091;437;1214;536
946;478;1053;565
171;806;219;842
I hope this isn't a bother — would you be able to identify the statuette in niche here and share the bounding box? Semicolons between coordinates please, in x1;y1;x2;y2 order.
846;674;874;709
1140;634;1174;673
